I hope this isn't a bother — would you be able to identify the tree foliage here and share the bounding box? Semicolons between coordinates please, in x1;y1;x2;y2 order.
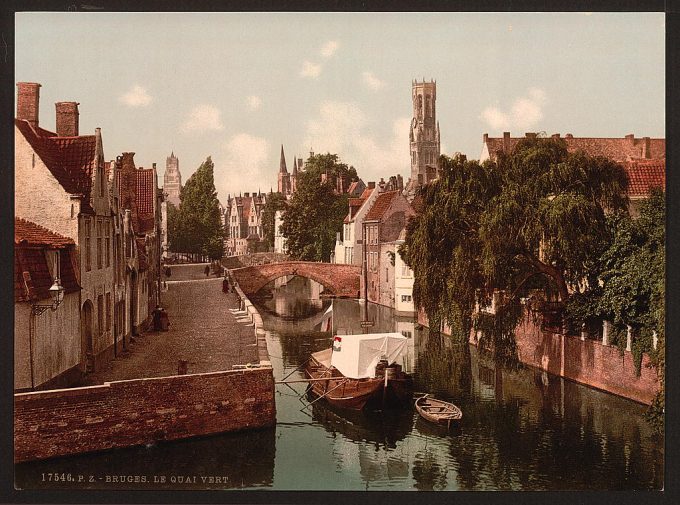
280;154;357;261
167;156;224;259
401;138;631;360
565;190;665;431
261;191;288;250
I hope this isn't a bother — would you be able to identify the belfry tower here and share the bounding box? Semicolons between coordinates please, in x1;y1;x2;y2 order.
164;151;182;207
409;79;441;187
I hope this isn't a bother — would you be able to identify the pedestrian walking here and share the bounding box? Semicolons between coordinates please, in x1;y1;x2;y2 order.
222;276;229;294
152;305;162;331
204;264;210;277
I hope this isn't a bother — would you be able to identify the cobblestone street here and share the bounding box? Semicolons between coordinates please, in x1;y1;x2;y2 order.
81;264;259;385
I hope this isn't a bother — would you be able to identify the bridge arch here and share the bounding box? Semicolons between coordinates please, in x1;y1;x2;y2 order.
229;261;361;298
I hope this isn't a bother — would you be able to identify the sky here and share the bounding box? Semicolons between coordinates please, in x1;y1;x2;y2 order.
15;12;665;203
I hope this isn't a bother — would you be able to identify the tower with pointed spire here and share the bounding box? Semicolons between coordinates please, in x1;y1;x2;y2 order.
164;151;182;207
409;79;441;188
277;144;291;196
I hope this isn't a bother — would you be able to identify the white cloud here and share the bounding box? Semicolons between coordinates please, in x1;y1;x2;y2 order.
303;100;411;184
362;71;386;91
300;60;322;79
320;40;339;59
217;133;270;198
119;85;152;107
480;87;547;131
247;95;262;110
181;104;224;133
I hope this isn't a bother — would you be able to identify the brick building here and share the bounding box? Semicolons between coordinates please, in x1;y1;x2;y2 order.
405;79;441;198
361;191;415;306
225;192;268;256
15;82;164;384
334;183;377;266
479;131;666;214
14;219;82;391
15;82;117;373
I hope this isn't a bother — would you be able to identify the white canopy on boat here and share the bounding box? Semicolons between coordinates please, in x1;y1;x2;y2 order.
328;333;408;379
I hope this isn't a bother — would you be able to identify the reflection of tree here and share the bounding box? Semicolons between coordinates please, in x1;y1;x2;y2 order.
412;447;448;490
414;335;472;401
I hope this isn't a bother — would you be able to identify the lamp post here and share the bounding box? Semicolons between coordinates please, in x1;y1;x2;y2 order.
31;278;65;315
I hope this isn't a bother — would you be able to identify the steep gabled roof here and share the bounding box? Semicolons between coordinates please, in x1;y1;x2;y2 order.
16;118;97;213
624;159;665;198
365;191;400;221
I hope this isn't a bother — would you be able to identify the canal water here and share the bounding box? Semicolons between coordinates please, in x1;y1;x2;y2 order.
15;276;663;491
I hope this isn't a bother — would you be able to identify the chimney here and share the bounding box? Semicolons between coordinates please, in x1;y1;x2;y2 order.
244;192;250;198
483;133;489;143
368;181;376;189
625;134;635;145
503;131;511;152
55;102;80;136
17;82;42;127
525;132;537;139
642;137;651;158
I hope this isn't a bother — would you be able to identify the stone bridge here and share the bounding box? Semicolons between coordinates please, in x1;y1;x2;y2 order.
229;261;361;298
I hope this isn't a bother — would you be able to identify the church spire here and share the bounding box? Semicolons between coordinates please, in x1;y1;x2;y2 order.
279;144;288;173
292;156;298;175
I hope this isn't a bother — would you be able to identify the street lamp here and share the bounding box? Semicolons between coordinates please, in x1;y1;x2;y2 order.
31;278;65;316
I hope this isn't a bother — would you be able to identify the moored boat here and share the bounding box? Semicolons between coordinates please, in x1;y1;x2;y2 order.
415;395;462;428
304;333;412;410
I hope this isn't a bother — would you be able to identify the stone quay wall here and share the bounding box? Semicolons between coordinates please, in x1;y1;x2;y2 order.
417;308;659;405
14;368;275;463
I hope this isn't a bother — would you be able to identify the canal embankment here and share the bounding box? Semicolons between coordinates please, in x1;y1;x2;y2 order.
14;263;275;463
417;308;659;405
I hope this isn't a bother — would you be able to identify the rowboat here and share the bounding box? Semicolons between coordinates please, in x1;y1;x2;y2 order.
415;395;462;428
304;333;412;410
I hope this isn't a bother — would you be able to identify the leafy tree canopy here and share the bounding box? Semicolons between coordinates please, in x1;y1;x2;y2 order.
280;153;355;261
401;138;630;359
261;191;288;250
168;156;224;259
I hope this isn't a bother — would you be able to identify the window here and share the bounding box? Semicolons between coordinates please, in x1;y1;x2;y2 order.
84;219;91;271
401;263;412;278
97;294;104;336
105;221;111;267
96;220;103;269
401;294;412;303
385;268;389;282
105;292;111;331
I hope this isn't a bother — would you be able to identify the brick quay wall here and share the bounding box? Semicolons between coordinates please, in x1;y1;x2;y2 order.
417;308;659;405
14;368;275;463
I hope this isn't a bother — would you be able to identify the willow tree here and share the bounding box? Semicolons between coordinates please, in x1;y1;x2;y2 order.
401;154;499;339
402;137;630;359
480;137;629;303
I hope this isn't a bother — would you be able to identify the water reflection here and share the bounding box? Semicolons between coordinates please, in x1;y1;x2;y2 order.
16;277;664;491
260;277;663;491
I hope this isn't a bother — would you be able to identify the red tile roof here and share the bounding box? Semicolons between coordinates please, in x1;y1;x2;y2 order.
16;119;97;213
15;218;74;248
624;159;665;198
14;219;80;302
484;134;665;163
365;191;400;221
359;187;374;200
